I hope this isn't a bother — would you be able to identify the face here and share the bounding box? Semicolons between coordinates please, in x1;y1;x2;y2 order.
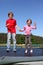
27;20;31;26
9;13;13;19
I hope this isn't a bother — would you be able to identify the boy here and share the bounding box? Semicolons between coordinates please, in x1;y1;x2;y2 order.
6;12;20;52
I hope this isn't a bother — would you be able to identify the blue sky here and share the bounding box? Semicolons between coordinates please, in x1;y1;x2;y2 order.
0;0;43;37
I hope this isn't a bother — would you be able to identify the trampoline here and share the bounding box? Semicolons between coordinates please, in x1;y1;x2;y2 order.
0;46;43;65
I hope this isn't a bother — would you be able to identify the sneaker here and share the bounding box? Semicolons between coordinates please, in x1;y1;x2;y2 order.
13;49;16;52
6;48;10;52
25;50;28;54
30;49;33;53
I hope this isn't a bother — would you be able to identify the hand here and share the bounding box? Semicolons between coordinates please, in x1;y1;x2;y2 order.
19;30;22;32
34;22;37;29
34;22;36;26
16;25;21;31
6;23;10;27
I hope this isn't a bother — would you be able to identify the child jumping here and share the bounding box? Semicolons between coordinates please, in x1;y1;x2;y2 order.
20;19;36;54
6;12;20;52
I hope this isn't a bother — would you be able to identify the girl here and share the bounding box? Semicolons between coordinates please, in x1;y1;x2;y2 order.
20;19;36;54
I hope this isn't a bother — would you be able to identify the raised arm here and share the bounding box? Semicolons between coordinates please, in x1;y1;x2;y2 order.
32;22;37;29
34;22;36;29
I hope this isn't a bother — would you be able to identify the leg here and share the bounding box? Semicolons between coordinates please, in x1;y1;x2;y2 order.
12;33;16;51
25;36;28;50
25;35;28;53
29;35;32;49
7;33;11;50
29;35;33;53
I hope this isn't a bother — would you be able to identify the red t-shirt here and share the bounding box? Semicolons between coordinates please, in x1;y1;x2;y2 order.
6;19;17;33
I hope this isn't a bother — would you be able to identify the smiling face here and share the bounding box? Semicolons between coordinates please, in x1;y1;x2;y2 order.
27;19;32;26
8;12;14;19
9;14;13;19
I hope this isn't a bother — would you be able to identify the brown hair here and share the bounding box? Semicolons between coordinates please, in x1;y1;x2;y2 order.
8;12;14;17
26;19;32;24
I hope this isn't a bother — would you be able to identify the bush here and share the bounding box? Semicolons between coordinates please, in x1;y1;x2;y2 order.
0;33;43;44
